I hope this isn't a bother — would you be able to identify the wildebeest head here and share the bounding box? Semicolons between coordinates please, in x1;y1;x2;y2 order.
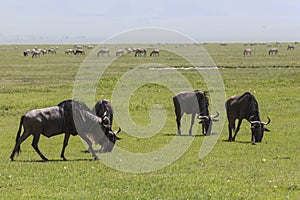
98;115;121;153
250;117;271;143
197;93;219;135
198;112;219;135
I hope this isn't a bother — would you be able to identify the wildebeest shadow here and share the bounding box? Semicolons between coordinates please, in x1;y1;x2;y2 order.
221;139;253;144
164;133;205;137
13;158;94;163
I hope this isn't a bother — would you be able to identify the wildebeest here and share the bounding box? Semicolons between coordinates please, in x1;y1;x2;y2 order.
225;92;271;144
10;100;121;161
243;48;252;56
23;49;30;57
74;49;85;55
125;47;133;53
268;48;278;55
31;50;42;58
48;48;56;54
87;45;94;49
97;49;110;56
135;48;147;57
65;49;75;54
173;90;219;136
150;49;160;57
287;45;295;51
116;49;125;57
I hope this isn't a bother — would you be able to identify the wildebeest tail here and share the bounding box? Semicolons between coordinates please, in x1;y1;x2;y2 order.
15;115;24;155
173;96;180;109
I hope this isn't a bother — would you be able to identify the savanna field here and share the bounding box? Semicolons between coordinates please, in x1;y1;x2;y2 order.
0;43;299;199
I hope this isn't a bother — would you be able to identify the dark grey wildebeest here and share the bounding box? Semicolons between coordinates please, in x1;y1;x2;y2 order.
10;100;121;161
287;45;295;51
135;48;147;57
150;49;160;57
225;92;271;144
74;49;85;55
268;48;278;55
173;90;219;136
116;49;125;57
243;48;252;56
97;49;110;56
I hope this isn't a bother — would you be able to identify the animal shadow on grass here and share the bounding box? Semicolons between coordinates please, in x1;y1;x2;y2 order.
164;133;205;137
13;158;95;163
221;139;253;144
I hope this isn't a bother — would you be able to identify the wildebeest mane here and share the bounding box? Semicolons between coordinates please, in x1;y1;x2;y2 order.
237;92;260;121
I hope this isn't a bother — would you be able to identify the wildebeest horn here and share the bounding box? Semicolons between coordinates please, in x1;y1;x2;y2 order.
262;117;271;125
114;127;122;140
197;115;209;120
211;112;219;119
114;127;121;135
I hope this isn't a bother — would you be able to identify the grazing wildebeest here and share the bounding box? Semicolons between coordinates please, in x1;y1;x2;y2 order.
87;45;94;49
74;49;85;55
135;48;147;57
150;49;160;57
173;90;219;136
116;49;125;57
10;100;121;161
65;49;75;54
287;45;295;51
243;48;252;56
48;48;56;54
74;45;83;49
31;50;42;58
225;92;271;144
23;49;30;57
125;47;133;53
268;48;278;55
97;49;110;56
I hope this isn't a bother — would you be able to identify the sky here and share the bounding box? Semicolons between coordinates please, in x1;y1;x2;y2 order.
0;0;299;43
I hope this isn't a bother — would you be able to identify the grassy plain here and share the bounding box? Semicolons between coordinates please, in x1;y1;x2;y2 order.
0;43;299;199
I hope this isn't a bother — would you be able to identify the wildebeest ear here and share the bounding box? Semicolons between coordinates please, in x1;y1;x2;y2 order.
264;128;271;132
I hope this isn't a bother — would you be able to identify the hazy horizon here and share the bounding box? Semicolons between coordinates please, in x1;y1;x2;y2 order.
1;0;299;44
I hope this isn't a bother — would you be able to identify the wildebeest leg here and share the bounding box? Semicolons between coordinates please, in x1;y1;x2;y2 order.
232;119;242;141
228;120;236;141
79;134;99;160
10;131;31;161
31;134;48;161
189;113;195;135
60;133;70;161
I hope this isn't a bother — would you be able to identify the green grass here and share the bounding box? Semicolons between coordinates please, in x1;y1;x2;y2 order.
0;44;299;199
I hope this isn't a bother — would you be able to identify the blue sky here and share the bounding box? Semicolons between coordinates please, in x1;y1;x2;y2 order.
0;0;299;43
